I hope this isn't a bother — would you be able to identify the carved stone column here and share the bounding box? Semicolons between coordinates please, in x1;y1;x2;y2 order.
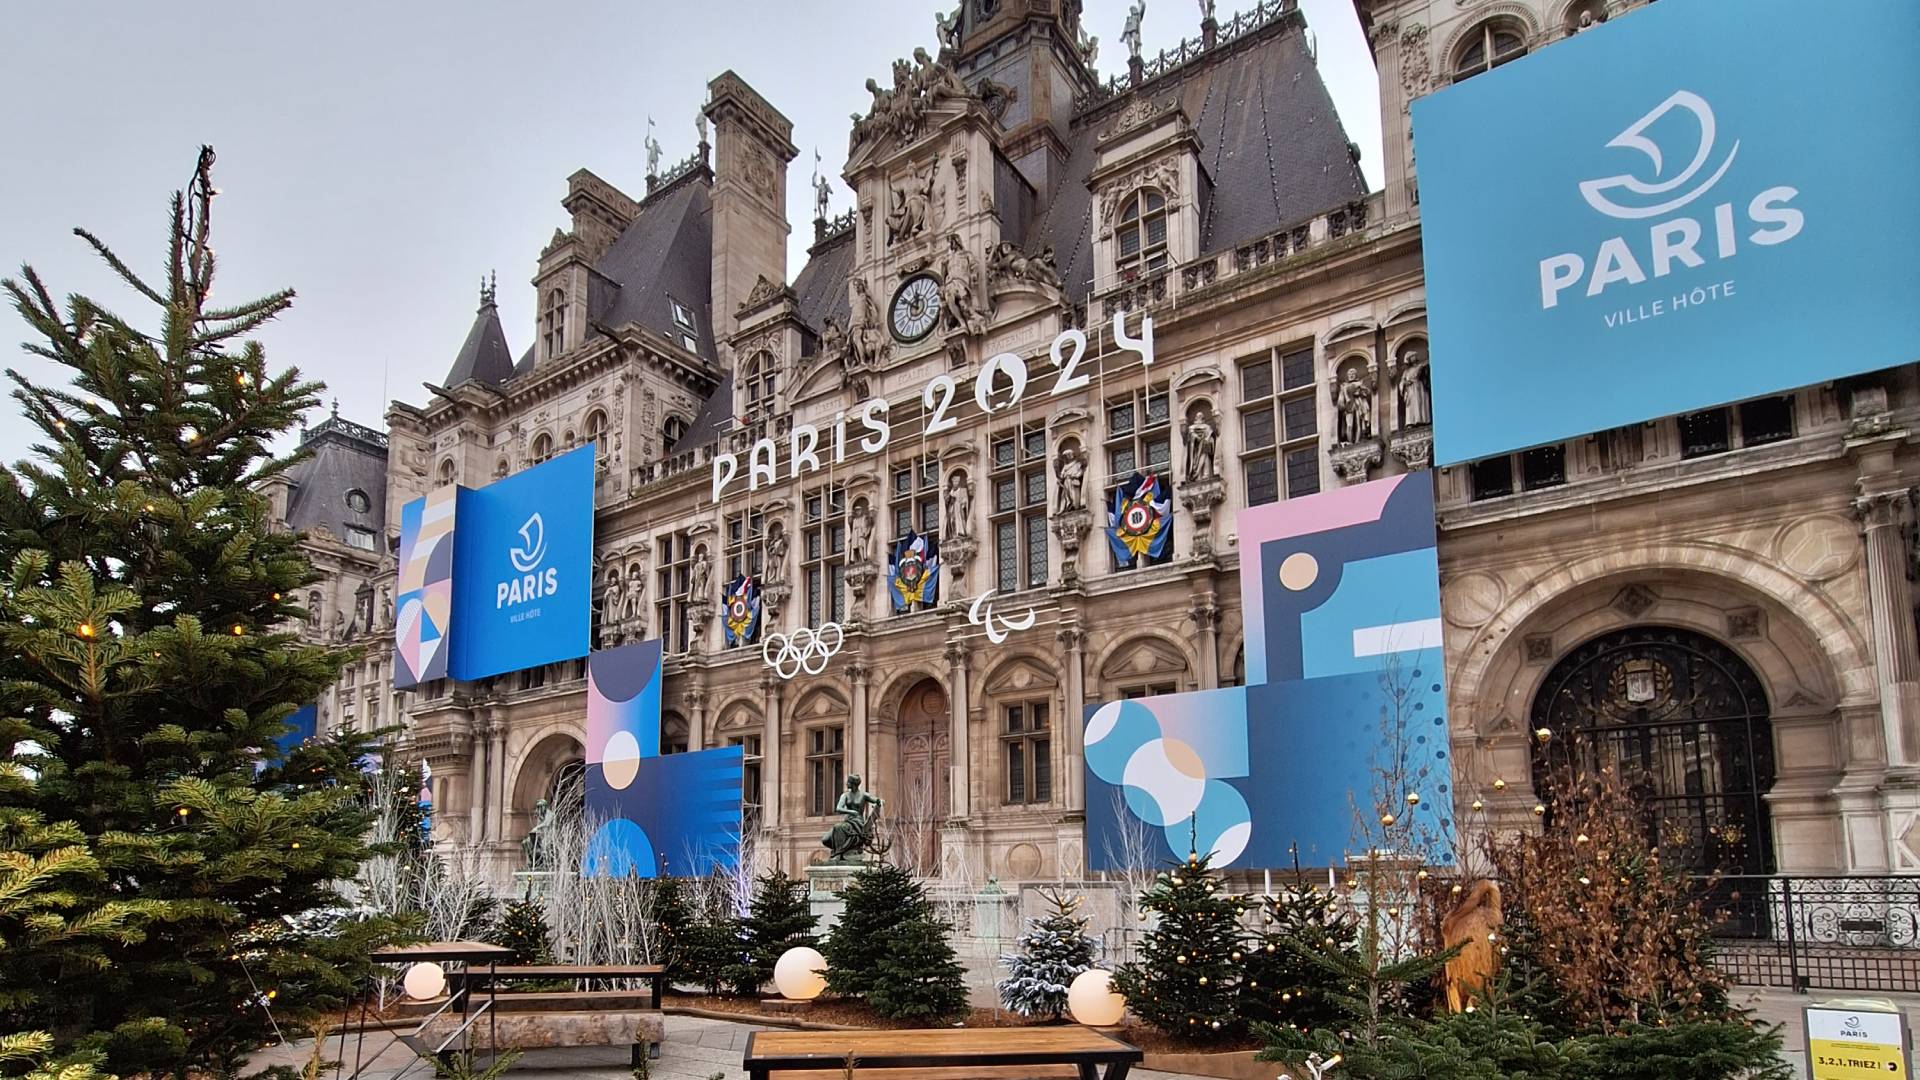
1188;599;1222;688
490;720;509;845
762;673;784;832
849;660;871;781
1058;626;1088;813
688;687;709;751
468;718;489;843
1855;488;1920;768
945;641;972;820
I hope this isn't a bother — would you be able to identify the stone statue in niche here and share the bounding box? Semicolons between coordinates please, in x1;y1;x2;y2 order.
1396;346;1431;428
602;573;624;627
818;314;850;365
1185;410;1218;481
1122;1;1147;61
1056;445;1088;513
1335;367;1375;445
330;609;347;642
766;524;790;584
886;159;938;246
379;585;394;630
850;500;875;563
945;470;973;538
689;545;712;603
938;233;987;336
848;280;887;369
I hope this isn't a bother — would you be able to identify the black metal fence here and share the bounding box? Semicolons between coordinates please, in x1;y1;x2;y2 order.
1702;875;1920;993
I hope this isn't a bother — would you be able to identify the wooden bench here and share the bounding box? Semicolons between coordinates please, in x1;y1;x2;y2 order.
425;963;669;1066
742;1028;1142;1080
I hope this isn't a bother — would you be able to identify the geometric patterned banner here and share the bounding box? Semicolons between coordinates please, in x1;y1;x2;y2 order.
1086;473;1454;870
581;640;743;878
393;484;458;689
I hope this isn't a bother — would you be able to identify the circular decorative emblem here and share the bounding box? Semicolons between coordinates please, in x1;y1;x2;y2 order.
889;275;942;343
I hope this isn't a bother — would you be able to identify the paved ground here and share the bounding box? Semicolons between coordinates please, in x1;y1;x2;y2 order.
251;1014;1207;1080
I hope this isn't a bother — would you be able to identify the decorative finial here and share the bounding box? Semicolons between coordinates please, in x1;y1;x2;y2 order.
331;398;340;417
479;271;497;309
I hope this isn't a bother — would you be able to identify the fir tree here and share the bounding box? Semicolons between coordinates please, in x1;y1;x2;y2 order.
651;876;698;985
867;913;969;1022
1112;848;1251;1041
821;862;928;1000
730;870;818;996
1241;887;1360;1031
0;146;393;1075
997;888;1097;1019
490;893;553;965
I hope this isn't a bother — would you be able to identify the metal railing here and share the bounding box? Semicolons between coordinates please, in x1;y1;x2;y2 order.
1701;875;1920;993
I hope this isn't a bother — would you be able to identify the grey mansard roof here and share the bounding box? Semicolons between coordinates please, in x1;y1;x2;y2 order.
587;177;716;362
285;410;389;546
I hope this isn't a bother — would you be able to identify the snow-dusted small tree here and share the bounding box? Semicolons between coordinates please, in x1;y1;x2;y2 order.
998;888;1098;1019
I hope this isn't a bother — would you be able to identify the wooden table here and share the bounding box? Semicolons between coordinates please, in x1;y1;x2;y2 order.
371;941;517;965
742;1027;1142;1080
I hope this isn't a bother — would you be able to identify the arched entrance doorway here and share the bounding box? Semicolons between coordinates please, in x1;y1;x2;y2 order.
895;679;950;873
1530;626;1776;875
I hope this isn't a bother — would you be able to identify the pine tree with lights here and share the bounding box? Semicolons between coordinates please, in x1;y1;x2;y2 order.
1112;847;1251;1041
651;876;699;985
1241;887;1361;1031
0;146;393;1076
997;888;1098;1019
730;870;818;996
491;893;553;965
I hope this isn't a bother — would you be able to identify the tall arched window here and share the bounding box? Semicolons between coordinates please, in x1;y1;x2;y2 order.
663;415;689;455
542;288;567;358
743;352;778;422
531;432;553;464
1530;625;1776;876
1116;190;1169;278
584;409;608;446
1453;19;1528;81
437;459;456;485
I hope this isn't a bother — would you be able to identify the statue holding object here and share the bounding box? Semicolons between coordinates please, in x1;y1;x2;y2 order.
822;774;886;862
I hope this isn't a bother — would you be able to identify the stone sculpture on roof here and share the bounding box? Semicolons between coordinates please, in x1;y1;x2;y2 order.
1123;1;1147;62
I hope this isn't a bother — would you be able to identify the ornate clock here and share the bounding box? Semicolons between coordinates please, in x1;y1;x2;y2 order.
889;275;942;344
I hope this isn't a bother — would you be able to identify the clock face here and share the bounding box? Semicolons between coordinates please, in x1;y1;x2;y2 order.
890;275;942;344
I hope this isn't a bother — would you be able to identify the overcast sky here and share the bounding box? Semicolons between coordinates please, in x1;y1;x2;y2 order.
0;0;1381;464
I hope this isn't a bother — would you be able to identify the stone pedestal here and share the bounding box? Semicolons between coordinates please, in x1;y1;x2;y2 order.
806;862;866;933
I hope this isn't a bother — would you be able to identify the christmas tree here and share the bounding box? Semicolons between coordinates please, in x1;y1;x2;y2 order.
868;913;969;1022
730;870;818;996
822;862;931;1001
997;888;1097;1019
1241;887;1360;1031
0;146;392;1075
651;876;698;985
491;893;554;965
1112;848;1251;1040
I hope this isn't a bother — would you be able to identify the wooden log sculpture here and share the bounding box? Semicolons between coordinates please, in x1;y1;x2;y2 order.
1440;880;1504;1012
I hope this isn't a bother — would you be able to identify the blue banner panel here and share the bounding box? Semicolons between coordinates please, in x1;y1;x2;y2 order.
1086;475;1453;870
1413;0;1920;465
449;446;596;681
580;640;743;878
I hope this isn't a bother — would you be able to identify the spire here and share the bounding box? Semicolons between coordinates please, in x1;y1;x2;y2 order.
443;279;516;388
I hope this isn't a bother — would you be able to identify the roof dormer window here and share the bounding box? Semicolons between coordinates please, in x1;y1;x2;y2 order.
345;489;371;515
671;299;697;331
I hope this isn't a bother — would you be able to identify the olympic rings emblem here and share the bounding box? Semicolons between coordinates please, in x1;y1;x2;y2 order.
761;622;845;680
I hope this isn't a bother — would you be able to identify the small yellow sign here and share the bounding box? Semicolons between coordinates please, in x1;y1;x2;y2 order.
1807;1005;1909;1080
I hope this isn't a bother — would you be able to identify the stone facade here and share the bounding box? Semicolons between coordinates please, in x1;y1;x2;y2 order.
281;0;1919;886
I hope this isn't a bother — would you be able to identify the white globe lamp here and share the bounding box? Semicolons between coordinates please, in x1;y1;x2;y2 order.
773;946;827;1002
1068;969;1125;1026
402;961;447;1001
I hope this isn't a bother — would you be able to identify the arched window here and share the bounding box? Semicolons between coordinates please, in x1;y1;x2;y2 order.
1531;626;1776;876
663;415;689;455
1454;19;1528;81
437;459;456;485
345;489;371;514
584;410;608;446
531;432;553;464
1116;189;1169;277
743;352;778;422
542;288;567;358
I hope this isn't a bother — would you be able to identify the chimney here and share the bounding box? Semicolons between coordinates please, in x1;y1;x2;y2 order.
703;71;798;340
